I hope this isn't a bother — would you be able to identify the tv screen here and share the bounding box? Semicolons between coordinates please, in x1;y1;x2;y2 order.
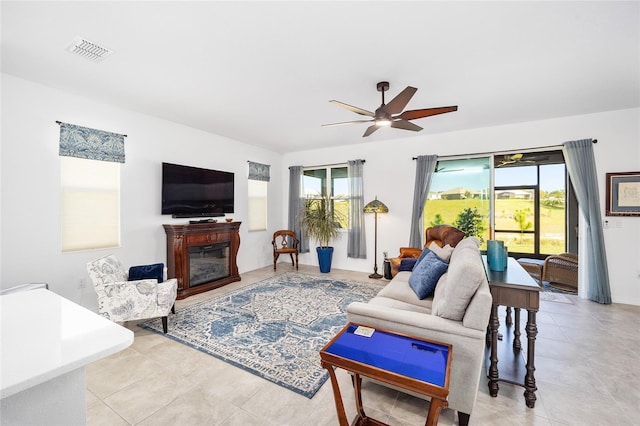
162;162;234;218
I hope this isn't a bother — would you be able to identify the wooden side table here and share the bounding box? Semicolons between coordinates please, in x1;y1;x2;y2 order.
320;323;452;426
483;256;540;408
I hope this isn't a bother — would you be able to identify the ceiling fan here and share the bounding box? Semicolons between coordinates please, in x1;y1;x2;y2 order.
496;153;549;168
322;81;458;137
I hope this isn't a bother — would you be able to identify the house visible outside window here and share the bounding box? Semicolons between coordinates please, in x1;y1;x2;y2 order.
424;150;574;257
61;156;120;252
303;166;349;229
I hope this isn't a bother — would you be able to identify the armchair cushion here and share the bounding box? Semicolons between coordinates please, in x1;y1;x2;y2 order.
129;263;164;283
408;250;449;299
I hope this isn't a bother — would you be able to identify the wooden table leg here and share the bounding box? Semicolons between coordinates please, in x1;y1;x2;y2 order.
513;308;521;351
322;362;349;426
524;310;538;408
353;373;367;421
425;398;448;426
505;306;512;326
488;303;500;397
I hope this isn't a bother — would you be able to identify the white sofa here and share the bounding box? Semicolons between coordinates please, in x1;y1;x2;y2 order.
346;237;492;426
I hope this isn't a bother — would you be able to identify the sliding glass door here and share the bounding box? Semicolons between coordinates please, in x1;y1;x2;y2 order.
424;157;491;248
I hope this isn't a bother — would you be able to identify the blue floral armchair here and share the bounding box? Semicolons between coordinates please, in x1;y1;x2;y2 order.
86;254;177;333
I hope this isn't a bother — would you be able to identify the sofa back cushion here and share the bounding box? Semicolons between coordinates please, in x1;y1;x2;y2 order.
432;237;485;321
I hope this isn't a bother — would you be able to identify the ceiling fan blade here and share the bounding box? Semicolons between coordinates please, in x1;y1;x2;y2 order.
383;86;417;114
322;119;373;127
329;100;375;117
396;106;458;120
391;119;423;132
362;125;379;137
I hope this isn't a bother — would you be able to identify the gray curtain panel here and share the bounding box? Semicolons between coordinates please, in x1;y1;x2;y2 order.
409;155;438;248
347;160;366;259
563;139;611;304
288;166;309;253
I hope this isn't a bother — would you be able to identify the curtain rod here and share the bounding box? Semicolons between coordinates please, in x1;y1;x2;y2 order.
411;139;597;160
55;121;128;138
289;159;365;169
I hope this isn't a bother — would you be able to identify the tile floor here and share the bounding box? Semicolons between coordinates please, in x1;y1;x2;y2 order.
86;265;640;425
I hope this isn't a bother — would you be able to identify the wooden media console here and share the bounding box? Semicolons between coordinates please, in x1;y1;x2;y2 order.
163;222;241;299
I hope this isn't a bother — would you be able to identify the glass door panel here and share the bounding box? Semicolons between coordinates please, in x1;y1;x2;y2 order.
424;157;491;249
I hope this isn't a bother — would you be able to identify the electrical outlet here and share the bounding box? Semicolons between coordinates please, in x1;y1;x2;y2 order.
603;220;610;228
78;278;86;289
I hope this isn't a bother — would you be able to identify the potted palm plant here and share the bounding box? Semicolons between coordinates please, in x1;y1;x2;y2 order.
300;196;344;273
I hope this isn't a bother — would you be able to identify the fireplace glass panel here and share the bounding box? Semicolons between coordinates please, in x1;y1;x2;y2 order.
188;242;230;287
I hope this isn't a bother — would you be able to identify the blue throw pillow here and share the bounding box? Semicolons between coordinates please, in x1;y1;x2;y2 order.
398;258;418;272
408;251;449;300
129;263;164;283
413;247;432;269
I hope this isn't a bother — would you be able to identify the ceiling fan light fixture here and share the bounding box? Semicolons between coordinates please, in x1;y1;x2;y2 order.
375;118;391;127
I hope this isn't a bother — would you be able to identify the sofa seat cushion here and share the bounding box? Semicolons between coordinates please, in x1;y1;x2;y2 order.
368;296;432;315
377;272;434;311
432;237;485;321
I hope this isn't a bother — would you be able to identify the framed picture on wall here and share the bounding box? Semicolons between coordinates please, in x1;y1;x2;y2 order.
605;171;640;216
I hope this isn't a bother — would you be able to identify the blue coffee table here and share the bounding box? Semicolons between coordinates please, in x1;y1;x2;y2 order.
320;323;452;426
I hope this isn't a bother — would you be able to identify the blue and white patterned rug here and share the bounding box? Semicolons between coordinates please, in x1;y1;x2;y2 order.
139;272;383;398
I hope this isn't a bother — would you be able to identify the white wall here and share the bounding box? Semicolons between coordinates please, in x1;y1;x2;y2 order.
1;74;283;309
283;108;640;306
3;72;638;307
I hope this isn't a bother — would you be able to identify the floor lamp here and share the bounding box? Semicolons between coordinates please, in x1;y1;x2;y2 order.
364;196;389;279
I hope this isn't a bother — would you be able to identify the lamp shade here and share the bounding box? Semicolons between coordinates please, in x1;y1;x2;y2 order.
363;197;389;214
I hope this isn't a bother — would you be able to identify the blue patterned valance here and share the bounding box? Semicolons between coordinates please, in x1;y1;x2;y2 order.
248;161;270;182
59;122;125;163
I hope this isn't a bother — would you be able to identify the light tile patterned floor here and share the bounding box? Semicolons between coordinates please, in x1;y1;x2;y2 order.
86;265;640;425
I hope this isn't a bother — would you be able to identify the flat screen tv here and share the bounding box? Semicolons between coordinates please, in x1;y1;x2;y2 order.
162;162;234;218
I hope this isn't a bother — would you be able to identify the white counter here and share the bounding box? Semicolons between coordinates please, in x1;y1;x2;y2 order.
1;288;133;425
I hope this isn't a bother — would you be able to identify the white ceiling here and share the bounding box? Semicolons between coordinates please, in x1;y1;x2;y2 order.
2;1;638;153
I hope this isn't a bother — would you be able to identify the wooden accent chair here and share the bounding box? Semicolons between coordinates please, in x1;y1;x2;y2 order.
543;253;579;292
272;230;299;270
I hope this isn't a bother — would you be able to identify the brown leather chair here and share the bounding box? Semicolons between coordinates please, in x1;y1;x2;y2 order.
272;230;300;270
389;225;466;276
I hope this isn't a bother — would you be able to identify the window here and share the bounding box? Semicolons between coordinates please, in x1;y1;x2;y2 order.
61;156;120;252
303;166;349;228
424;150;575;257
494;153;568;256
248;179;267;231
424;157;491;248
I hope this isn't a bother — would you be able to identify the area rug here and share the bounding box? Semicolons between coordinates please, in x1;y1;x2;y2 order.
138;272;383;398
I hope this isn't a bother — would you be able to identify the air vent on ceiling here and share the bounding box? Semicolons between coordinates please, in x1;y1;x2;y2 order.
65;36;113;63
